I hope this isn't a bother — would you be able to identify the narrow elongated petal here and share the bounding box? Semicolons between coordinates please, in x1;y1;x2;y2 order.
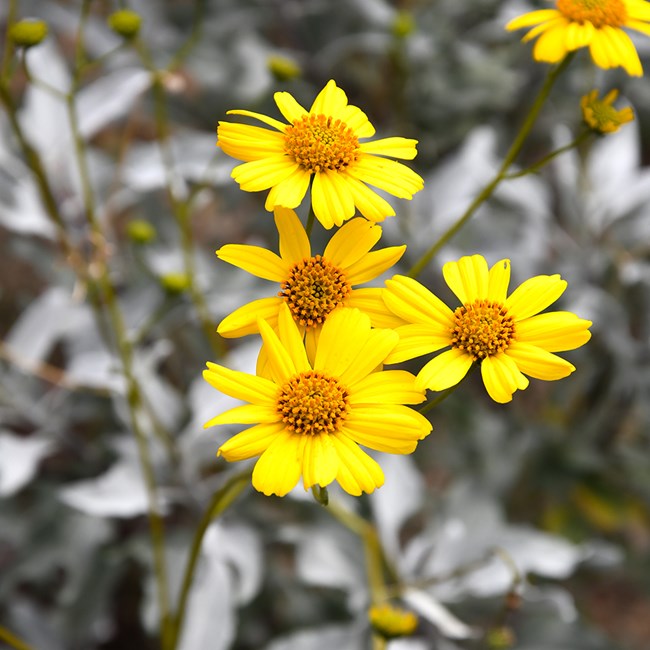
602;25;643;76
505;9;560;31
344;247;406;285
506;342;575;380
217;297;282;338
506;274;566;321
323;218;382;269
203;363;278;405
218;422;285;461
217;123;286;161
516;311;592;351
232;157;299;192
566;20;595;49
302;433;339;489
312;170;356;229
258;318;297;385
533;24;569;62
346;288;408;329
348;370;425;405
480;354;529;403
265;166;312;210
331;434;384;496
416;348;473;392
344;174;396;222
226;108;287;132
359;137;418;160
252;431;303;496
349;156;424;198
206;404;279;427
276;302;311;373
310;79;348;116
385;323;450;364
443;255;489;304
275;206;311;262
384;275;455;327
339;104;375;138
488;259;511;303
216;244;288;281
274;91;308;123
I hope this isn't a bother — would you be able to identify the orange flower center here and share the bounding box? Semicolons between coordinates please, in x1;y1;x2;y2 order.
277;370;350;436
556;0;627;27
279;255;351;328
284;113;359;173
450;300;516;361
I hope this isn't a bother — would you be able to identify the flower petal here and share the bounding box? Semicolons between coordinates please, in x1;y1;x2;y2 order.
339;104;375;138
505;9;561;31
217;422;285;461
415;348;473;392
276;301;311;373
443;255;489;304
323;218;382;269
310;79;348;116
275;206;311;262
265;167;312;211
516;311;592;351
206;404;279;427
346;288;408;329
258;316;298;384
331;434;384;496
274;90;308;123
226;108;287;132
348;370;425;405
385;323;451;364
344;246;405;285
505;274;566;321
384;275;455;327
252;431;303;496
348;156;424;198
488;259;511;303
203;362;278;405
217;296;282;338
312;170;356;229
343;174;396;222
216;244;288;282
480;354;529;403
506;342;575;381
231;157;299;192
359;137;418;160
217;123;286;161
533;23;569;62
302;433;339;489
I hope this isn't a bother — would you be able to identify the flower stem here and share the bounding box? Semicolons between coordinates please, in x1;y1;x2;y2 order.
0;626;34;650
167;469;251;650
407;54;574;279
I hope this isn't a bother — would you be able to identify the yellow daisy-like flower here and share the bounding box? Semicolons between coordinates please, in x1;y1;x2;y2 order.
217;206;407;355
217;79;424;229
505;0;650;77
203;305;432;497
382;255;592;404
581;88;634;133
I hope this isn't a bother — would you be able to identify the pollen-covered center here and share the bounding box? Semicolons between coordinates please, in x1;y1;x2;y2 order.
279;255;352;328
277;370;350;436
284;113;360;173
450;300;516;361
556;0;627;27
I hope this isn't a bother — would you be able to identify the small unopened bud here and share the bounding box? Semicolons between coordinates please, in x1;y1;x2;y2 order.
392;12;415;39
108;10;142;39
126;220;156;245
268;55;301;82
369;603;418;640
487;626;516;649
160;272;190;295
9;19;48;48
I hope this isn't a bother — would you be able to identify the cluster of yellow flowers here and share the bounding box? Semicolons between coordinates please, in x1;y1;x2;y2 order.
205;0;650;498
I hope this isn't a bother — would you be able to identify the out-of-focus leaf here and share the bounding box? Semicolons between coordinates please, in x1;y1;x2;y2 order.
0;432;53;496
264;622;366;650
402;588;476;639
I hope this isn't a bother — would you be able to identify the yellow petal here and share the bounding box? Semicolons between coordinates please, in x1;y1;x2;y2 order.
348;369;425;405
516;311;592;351
275;206;310;262
231;157;299;192
331;433;384;496
443;255;489;304
217;297;282;338
339;104;375;138
217;123;286;161
258;316;297;385
276;301;311;373
310;79;348;116
346;288;408;329
533;24;569;62
359;137;418;160
601;25;643;76
323;218;382;269
384;275;455;327
505;9;561;31
206;404;279;427
349;156;424;198
488;259;511;303
216;244;288;282
415;348;473;392
505;342;575;381
384;323;450;364
217;422;285;461
203;363;278;405
480;354;529;403
252;431;303;496
302;433;339;489
565;20;595;50
344;246;406;285
226;108;287;132
274;90;308;123
505;274;566;321
343;174;396;222
265;167;312;211
311;170;356;229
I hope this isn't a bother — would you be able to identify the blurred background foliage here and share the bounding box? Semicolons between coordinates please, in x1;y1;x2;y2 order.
1;1;650;649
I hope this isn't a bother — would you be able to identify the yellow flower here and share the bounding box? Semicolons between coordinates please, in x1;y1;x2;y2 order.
216;206;407;356
382;255;592;403
505;0;650;76
581;88;634;133
204;305;432;496
217;79;424;229
369;603;418;640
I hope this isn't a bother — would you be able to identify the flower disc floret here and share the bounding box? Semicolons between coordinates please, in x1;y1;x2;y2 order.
451;300;516;360
280;255;352;327
277;370;350;436
557;0;627;26
284;114;359;173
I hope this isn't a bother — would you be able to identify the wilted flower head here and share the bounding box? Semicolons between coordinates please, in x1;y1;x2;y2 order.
581;89;634;134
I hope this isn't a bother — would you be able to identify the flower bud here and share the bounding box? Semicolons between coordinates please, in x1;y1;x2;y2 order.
368;603;418;640
108;10;142;39
9;19;48;48
126;220;156;245
160;272;190;295
268;55;301;82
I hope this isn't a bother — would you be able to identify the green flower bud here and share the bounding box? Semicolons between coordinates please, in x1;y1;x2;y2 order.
267;55;302;82
126;220;156;245
108;9;142;39
160;272;190;295
369;603;418;640
487;626;516;649
9;19;49;48
392;11;415;39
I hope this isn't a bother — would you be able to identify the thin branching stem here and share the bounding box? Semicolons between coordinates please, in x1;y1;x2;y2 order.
0;625;35;650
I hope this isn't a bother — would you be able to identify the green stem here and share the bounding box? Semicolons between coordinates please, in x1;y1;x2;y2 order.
1;0;18;81
166;0;207;72
167;469;251;650
503;130;591;179
0;626;34;650
407;54;574;279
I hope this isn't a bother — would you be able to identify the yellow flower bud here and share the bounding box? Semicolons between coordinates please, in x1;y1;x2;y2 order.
267;55;301;82
126;220;156;245
108;10;142;39
581;89;634;135
160;273;190;295
368;603;418;640
9;20;48;48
